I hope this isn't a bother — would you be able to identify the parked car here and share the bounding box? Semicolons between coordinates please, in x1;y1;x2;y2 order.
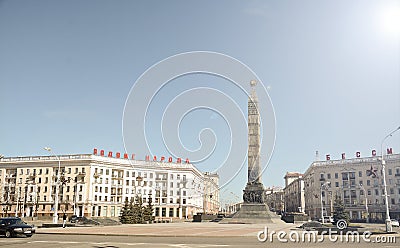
0;217;35;238
69;215;81;223
391;219;400;227
318;216;334;223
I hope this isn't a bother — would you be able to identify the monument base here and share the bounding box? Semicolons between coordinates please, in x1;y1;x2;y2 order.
220;182;278;224
222;203;275;224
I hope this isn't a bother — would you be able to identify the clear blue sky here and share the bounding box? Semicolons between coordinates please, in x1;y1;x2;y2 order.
1;0;399;203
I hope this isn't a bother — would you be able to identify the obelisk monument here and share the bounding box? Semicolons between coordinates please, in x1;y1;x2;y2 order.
224;80;273;223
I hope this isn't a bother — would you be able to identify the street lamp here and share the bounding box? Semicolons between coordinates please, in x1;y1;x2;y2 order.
359;183;369;223
381;126;400;233
320;181;330;224
44;147;61;224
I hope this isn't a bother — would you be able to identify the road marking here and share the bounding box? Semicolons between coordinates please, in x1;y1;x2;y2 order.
27;240;230;247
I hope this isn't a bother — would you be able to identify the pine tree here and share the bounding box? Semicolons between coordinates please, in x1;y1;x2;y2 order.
332;194;350;225
132;195;144;224
143;196;154;223
120;199;130;224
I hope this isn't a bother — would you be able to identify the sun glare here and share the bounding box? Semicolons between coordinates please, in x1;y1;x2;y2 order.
379;5;400;37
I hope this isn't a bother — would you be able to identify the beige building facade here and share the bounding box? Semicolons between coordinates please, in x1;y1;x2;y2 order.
283;172;305;213
0;152;220;221
303;153;400;221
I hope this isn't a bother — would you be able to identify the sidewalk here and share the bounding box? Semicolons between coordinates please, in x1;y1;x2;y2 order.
36;222;297;237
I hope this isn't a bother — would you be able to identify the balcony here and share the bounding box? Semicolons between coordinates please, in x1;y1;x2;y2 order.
319;178;326;181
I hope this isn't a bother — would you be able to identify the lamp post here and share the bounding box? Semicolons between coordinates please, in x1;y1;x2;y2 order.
381;126;400;233
359;184;369;223
44;147;61;224
320;181;330;224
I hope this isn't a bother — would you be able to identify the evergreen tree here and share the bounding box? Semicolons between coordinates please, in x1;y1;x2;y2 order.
120;199;130;224
332;194;350;224
143;196;154;223
132;195;144;224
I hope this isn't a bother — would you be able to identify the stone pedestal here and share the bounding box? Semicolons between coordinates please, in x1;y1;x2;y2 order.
221;182;276;224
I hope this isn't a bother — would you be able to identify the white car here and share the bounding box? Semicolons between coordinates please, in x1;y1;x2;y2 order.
391;219;399;227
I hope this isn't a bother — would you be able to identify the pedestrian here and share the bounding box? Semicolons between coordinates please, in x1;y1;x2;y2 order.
62;213;67;228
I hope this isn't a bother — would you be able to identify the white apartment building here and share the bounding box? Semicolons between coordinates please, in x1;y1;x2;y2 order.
0;151;220;221
303;152;400;222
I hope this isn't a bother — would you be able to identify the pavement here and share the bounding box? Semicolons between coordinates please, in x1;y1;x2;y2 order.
35;221;400;238
36;221;297;237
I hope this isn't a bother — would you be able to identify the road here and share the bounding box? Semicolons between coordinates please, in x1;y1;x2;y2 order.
0;234;397;248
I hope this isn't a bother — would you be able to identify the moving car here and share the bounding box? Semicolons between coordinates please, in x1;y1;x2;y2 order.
391;219;400;227
0;217;35;238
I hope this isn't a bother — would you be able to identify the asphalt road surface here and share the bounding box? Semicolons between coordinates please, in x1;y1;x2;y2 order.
0;234;398;248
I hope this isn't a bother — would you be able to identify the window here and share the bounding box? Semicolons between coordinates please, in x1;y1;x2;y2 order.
82;167;85;173
389;169;392;175
375;189;379;195
38;178;42;183
26;169;30;175
66;186;70;192
44;196;47;201
367;180;370;186
39;169;42;175
360;190;364;195
342;172;348;180
75;168;78;174
126;180;129;186
368;190;371;195
183;175;186;181
170;174;174;180
335;173;338;179
106;169;109;175
44;186;48;192
391;198;395;204
390;188;394;195
335;182;339;187
327;173;331;179
105;187;108;193
359;180;363;186
358;171;362;177
68;168;71;174
46;168;49;174
150;173;153;179
126;171;129;177
177;174;181;180
170;182;174;187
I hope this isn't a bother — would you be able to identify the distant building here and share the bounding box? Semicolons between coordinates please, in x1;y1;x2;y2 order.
303;153;400;221
0;152;220;220
265;186;284;213
283;172;305;213
203;172;220;214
